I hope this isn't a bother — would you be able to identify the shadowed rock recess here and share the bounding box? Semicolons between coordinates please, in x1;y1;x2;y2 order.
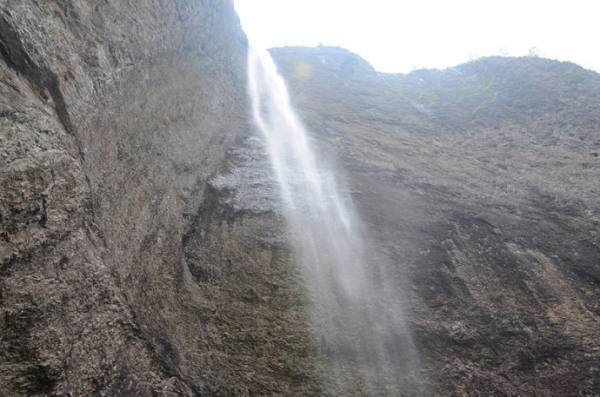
0;2;598;397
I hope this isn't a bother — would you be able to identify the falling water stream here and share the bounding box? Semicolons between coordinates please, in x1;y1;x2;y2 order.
247;46;424;395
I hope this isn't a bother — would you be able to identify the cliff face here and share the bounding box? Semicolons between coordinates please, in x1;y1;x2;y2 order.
271;47;600;396
1;2;599;396
0;1;261;395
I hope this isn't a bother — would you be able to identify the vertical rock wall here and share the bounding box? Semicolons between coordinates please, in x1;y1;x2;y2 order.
0;1;266;395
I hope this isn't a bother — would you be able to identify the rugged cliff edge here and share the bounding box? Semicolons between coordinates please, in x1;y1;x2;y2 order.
1;2;599;396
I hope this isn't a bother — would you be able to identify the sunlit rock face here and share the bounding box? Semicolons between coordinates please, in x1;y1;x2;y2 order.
271;46;600;396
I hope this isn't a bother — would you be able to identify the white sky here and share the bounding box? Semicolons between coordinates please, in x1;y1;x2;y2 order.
234;0;600;73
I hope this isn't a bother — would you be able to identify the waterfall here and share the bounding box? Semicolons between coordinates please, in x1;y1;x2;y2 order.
247;46;424;395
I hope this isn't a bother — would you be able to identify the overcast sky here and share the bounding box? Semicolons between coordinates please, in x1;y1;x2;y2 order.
234;0;600;73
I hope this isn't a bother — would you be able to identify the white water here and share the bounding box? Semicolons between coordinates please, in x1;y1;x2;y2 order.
248;46;423;394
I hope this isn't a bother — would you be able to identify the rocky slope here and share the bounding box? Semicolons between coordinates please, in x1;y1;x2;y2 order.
1;1;599;396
